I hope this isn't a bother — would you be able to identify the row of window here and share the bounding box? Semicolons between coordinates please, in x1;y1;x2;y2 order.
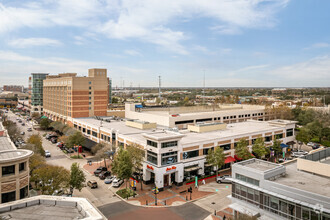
1;186;28;203
147;140;178;148
2;162;26;176
235;173;259;186
232;183;330;220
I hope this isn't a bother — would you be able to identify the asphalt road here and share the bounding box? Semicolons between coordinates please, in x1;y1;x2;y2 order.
98;201;210;220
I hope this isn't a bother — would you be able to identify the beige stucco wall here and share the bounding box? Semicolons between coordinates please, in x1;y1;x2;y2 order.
297;158;330;177
125;121;157;130
188;123;227;133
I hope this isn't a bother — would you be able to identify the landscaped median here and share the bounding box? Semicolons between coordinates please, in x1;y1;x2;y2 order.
116;188;137;199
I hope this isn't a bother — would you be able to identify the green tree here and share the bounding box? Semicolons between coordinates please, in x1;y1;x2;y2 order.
127;144;144;189
206;147;225;180
95;144;116;168
28;153;46;175
91;143;105;155
40;118;51;130
306;121;322;142
272;137;282;159
111;148;133;189
31;165;70;195
69;163;86;195
296;127;311;145
252;137;267;159
27;134;45;156
235;139;250;160
66;131;85;148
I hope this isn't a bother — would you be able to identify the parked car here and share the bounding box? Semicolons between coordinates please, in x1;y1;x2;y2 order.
45;150;51;158
56;142;63;148
307;142;314;147
94;167;107;176
27;128;32;132
312;143;321;150
87;180;98;189
20;131;25;135
112;178;124;188
21;123;25;126
216;175;232;184
104;176;115;184
292;150;308;157
99;171;111;180
51;137;58;144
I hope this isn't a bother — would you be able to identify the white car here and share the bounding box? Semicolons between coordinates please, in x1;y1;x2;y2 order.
307;142;314;147
216;175;232;183
45;150;51;158
112;178;123;188
292;150;308;158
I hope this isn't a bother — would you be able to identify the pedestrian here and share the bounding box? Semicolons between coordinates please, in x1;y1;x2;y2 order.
223;215;226;220
202;179;205;185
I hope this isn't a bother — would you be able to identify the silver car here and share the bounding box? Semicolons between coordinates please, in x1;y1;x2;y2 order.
112;178;123;188
216;175;232;183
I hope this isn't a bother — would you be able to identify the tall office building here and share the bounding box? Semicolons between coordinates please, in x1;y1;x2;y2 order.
43;68;109;125
30;73;49;115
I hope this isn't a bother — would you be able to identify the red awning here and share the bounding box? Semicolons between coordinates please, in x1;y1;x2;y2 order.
234;155;242;161
225;156;236;164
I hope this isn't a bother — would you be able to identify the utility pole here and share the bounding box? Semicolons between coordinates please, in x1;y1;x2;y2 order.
158;75;161;99
203;70;205;105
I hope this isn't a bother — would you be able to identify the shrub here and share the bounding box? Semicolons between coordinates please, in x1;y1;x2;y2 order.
116;188;136;199
70;155;83;159
321;140;330;147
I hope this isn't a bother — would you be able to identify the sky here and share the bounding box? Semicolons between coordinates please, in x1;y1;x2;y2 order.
0;0;330;88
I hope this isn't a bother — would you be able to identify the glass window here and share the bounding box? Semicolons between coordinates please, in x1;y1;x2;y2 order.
89;86;91;90
92;131;97;137
275;133;283;139
182;150;199;159
19;162;25;172
302;208;310;220
1;191;16;203
161;151;178;165
2;165;15;176
147;140;158;148
147;151;157;165
270;197;279;212
265;136;272;142
82;128;86;133
220;144;231;151
20;186;28;199
286;128;294;137
203;147;214;155
87;129;91;135
161;141;178;148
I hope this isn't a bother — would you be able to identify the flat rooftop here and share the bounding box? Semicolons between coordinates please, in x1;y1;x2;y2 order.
0;203;83;220
242;160;279;172
273;162;330;197
0;149;33;162
0;136;16;151
74;118;290;147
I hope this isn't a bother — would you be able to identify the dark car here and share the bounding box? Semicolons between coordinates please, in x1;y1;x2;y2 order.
99;171;111;180
87;180;98;189
312;144;320;149
51;137;58;144
94;167;107;176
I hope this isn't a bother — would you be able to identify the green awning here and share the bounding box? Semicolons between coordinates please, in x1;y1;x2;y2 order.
41;115;48;119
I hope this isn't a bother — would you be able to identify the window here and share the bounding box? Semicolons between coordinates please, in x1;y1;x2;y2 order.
92;131;97;137
2;165;15;176
220;144;231;151
265;136;272;142
252;139;257;144
19;162;25;172
89;97;91;100
286;128;293;137
196;118;212;123
161;151;178;165
302;208;310;220
20;186;28;199
89;81;91;84
101;134;104;139
82;128;86;133
275;133;283;139
89;92;91;95
147;140;158;148
89;102;91;105
175;120;194;125
89;86;91;90
182;150;199;159
147;151;157;165
87;129;91;135
203;147;213;155
1;191;16;203
161;141;178;148
89;107;91;110
236;173;259;186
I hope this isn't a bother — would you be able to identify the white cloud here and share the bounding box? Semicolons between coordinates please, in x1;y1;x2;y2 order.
303;42;330;50
269;56;330;84
8;38;61;48
0;0;289;54
124;50;143;57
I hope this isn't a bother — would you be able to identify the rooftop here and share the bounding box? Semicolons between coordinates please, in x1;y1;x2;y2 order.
0;149;33;162
241;160;279;172
273;162;330;197
0;195;105;220
0;136;16;151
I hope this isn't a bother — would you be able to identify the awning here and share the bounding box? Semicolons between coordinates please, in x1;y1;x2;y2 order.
41;115;48;119
286;141;296;145
184;166;201;172
280;143;288;148
229;203;259;217
204;163;212;167
225;156;236;164
135;104;143;108
234;155;242;161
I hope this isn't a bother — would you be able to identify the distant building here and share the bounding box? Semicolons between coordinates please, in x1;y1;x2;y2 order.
30;73;49;115
125;103;272;129
3;85;24;93
43;69;109;125
230;150;330;219
272;88;287;96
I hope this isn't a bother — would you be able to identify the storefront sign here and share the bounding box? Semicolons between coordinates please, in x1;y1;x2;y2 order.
147;165;154;170
166;166;176;172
